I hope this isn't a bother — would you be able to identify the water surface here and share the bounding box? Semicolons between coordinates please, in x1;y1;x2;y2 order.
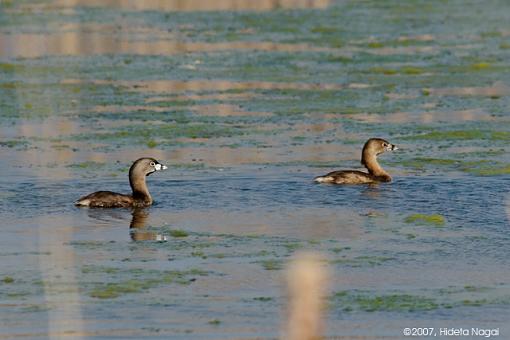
1;0;509;338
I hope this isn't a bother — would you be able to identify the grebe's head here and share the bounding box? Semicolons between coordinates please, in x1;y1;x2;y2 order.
363;138;398;156
129;158;168;178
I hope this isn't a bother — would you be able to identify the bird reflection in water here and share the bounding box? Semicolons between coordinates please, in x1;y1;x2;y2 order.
84;208;167;241
130;208;168;241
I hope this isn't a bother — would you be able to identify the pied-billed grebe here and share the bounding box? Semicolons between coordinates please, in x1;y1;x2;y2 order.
75;158;167;208
314;138;398;184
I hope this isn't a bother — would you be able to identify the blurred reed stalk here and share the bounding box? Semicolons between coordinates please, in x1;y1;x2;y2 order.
283;251;330;340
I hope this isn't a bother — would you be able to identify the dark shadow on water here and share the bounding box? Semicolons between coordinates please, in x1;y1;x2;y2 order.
85;207;129;223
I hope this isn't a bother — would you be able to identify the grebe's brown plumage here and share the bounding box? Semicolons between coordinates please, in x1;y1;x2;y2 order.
314;138;398;184
75;158;167;208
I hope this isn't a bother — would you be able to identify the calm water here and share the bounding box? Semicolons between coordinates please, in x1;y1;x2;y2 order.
1;0;510;339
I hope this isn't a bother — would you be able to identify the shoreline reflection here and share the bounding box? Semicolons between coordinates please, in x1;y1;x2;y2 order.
53;0;331;12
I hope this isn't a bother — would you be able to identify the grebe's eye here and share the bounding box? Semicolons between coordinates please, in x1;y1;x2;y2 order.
150;161;155;167
382;142;388;147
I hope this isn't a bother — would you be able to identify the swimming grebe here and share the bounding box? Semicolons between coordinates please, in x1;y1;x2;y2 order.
75;158;167;208
314;138;397;184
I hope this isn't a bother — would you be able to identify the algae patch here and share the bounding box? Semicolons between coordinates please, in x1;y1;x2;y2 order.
2;276;14;284
146;140;158;148
90;280;145;299
398;158;459;170
403;130;510;141
331;285;508;313
169;229;189;238
66;161;106;169
405;214;445;227
75;123;252;144
253;296;273;302
467;62;493;71
0;63;22;73
397;157;510;177
0;140;29;149
368;66;426;75
88;269;207;299
468;164;510;176
81;265;118;274
331;255;394;267
329;246;351;254
21;305;51;313
259;259;284;271
333;291;438;312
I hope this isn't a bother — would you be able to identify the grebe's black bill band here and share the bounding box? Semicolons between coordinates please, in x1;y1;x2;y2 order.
154;163;168;171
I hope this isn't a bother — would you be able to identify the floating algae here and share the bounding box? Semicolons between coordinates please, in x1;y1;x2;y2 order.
405;214;445;227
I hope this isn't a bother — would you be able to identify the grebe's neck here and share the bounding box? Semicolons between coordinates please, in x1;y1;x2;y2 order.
362;153;392;182
129;174;152;204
